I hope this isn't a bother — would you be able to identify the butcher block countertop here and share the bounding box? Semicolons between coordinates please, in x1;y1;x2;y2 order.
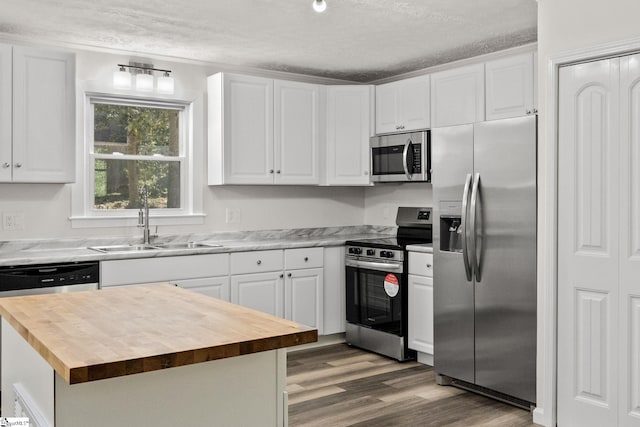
0;284;317;384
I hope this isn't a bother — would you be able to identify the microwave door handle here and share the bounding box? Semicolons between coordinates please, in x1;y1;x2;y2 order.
402;139;412;180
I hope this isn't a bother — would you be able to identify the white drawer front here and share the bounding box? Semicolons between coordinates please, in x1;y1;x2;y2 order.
230;250;284;274
284;247;323;270
409;252;433;277
101;253;229;287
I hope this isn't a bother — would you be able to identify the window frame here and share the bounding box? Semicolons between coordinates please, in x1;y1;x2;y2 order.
71;92;204;228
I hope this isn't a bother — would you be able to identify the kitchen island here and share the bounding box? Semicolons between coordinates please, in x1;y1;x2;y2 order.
0;284;317;426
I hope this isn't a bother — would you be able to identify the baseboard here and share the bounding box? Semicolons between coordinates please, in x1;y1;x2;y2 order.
286;333;346;352
416;351;433;366
532;407;546;426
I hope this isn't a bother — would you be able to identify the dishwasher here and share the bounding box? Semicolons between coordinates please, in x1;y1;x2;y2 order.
0;261;100;393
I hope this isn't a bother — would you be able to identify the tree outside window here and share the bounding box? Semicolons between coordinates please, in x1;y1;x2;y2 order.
92;101;184;211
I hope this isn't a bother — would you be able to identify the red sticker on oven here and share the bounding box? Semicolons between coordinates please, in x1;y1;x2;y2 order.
383;274;399;297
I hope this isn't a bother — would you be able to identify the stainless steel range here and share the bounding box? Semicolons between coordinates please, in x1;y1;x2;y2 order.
345;207;432;361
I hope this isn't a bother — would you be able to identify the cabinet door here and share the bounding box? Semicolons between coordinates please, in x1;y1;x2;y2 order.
399;74;430;131
223;74;274;184
172;276;230;301
326;85;371;185
285;268;323;333
408;274;434;357
231;271;284;317
431;63;484;127
12;46;75;183
375;82;400;134
0;44;11;183
274;80;320;185
485;53;534;120
322;247;345;335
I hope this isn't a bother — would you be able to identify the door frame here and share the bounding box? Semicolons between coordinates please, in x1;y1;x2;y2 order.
540;36;640;427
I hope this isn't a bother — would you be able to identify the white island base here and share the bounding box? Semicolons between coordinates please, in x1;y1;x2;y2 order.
2;319;288;427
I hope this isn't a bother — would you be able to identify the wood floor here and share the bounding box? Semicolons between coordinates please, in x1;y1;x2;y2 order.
287;344;536;427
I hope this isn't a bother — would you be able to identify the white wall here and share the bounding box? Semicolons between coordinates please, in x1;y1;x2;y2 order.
363;183;432;226
0;46;366;240
536;0;640;425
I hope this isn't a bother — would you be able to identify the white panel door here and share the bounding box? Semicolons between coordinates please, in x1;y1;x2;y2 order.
12;46;75;183
375;81;399;134
223;74;274;184
172;276;230;302
399;74;430;131
431;63;484;127
485;53;534;120
558;57;620;427
407;274;434;356
274;80;320;185
0;44;11;182
284;268;323;333
325;85;371;185
619;54;640;427
231;271;284;318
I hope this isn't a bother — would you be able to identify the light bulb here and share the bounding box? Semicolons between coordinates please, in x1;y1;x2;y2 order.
312;0;326;13
157;72;174;94
113;66;131;89
136;72;154;92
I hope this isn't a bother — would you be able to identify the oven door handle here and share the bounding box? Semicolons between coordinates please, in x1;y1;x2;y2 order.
345;258;404;273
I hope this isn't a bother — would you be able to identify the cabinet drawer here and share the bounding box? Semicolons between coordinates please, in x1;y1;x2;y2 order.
101;253;230;287
230;250;283;274
408;252;433;277
284;247;323;270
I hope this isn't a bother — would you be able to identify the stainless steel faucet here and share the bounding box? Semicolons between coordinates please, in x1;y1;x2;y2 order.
138;184;152;245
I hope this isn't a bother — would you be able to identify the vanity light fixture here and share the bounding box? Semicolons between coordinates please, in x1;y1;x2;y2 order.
312;0;327;13
113;63;174;95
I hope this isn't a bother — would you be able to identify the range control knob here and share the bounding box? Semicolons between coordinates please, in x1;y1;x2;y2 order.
366;249;375;256
349;247;362;255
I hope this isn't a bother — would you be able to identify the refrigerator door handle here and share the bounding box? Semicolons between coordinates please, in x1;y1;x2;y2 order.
470;172;481;282
402;138;413;180
461;173;473;281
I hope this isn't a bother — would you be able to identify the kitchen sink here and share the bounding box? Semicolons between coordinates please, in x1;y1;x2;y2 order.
154;242;222;250
88;242;222;253
89;244;161;253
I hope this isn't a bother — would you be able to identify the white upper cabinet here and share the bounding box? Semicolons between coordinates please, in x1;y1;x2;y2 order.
485;53;535;120
431;63;484;127
0;45;11;183
208;73;320;185
0;45;75;183
324;85;371;185
274;80;320;185
375;74;430;134
208;73;274;185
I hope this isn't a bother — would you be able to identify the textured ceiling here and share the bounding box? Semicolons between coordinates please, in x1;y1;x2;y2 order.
0;0;537;82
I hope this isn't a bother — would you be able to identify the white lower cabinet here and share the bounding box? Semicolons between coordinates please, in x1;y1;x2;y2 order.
285;268;323;333
322;246;345;335
231;271;285;317
408;251;434;364
172;276;230;301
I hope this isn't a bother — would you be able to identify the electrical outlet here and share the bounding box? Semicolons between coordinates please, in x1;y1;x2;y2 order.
225;208;241;224
3;213;24;231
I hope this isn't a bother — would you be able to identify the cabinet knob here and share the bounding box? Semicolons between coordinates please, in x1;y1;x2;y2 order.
257;260;262;265
280;274;284;278
269;169;274;174
277;170;281;174
288;273;292;277
304;257;309;262
14;162;22;168
363;170;369;176
427;264;432;268
2;162;9;168
526;110;532;115
533;108;538;114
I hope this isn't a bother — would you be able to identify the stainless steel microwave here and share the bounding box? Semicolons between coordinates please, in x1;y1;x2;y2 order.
370;131;431;182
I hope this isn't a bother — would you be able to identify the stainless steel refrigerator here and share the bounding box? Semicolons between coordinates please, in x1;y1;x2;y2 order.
432;115;537;406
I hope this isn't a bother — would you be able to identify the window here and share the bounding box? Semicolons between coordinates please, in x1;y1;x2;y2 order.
71;95;204;227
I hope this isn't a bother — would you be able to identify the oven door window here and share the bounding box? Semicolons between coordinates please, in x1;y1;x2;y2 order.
346;266;402;335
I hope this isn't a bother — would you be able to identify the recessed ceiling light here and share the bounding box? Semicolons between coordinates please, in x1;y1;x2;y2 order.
312;0;327;13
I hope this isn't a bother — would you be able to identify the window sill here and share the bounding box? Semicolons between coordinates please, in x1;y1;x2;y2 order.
69;214;206;229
